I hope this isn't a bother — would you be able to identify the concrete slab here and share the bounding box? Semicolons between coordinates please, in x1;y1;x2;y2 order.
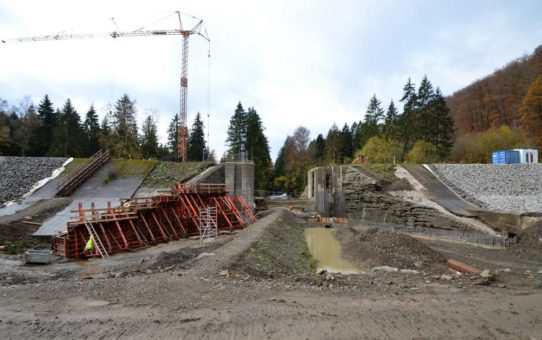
35;163;145;236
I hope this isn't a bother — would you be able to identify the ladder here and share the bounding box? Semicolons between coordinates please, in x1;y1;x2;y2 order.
84;221;109;258
198;206;218;243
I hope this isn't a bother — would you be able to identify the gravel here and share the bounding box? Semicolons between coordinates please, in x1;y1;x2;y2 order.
0;157;67;205
429;164;542;213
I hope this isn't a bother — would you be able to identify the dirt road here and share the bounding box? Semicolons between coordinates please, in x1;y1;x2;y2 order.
1;269;541;339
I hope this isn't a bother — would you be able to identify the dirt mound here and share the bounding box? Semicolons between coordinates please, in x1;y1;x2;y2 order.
334;227;447;272
508;222;542;262
231;210;315;278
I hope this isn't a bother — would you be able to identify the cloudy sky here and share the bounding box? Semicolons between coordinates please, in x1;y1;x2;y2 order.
1;0;541;160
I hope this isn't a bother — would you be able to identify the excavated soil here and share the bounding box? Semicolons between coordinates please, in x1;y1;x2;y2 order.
508;221;542;262
334;226;448;273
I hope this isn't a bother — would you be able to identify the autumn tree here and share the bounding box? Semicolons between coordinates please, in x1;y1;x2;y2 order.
519;74;542;146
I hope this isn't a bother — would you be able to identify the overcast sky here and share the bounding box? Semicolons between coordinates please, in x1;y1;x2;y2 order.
1;0;541;160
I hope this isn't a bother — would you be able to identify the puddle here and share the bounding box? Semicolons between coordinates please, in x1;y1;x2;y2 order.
305;228;361;274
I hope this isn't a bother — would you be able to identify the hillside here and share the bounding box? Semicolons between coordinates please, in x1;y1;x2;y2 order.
446;45;542;137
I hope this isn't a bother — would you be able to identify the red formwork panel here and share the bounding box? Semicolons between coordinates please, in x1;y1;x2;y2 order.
52;183;253;258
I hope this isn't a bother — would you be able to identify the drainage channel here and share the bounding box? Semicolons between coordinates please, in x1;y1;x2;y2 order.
305;227;361;274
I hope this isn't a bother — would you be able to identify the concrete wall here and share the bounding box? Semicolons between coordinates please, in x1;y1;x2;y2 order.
310;165;346;217
225;161;254;205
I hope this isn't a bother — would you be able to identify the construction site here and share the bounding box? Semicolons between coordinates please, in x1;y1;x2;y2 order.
1;6;542;340
0;154;541;338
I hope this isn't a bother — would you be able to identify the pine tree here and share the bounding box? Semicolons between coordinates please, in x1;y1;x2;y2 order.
245;107;273;190
398;78;418;154
416;75;435;141
429;88;455;158
226;102;247;156
519;75;542;146
17;104;41;156
83;104;100;156
187;112;207;161
341;123;354;161
324;123;343;164
360;95;384;148
313;133;326;165
49;99;84;157
383;100;399;140
140;114;159;159
110;94;140;158
35;95;57;156
167;114;179;158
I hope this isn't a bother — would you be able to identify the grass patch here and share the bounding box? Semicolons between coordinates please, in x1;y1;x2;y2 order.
360;163;397;180
109;159;158;178
62;158;89;176
140;161;205;188
236;214;316;277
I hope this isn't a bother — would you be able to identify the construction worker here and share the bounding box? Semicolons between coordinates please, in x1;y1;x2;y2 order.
84;234;95;253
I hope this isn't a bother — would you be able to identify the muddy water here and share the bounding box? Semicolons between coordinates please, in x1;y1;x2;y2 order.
305;228;361;274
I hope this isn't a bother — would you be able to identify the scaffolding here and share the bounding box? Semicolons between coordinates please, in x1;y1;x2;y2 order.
51;183;254;258
198;206;218;243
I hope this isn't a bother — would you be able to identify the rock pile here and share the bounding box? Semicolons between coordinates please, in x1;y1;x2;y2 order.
0;157;67;205
430;164;542;213
342;167;472;230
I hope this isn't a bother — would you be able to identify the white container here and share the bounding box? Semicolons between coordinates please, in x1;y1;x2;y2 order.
513;148;539;164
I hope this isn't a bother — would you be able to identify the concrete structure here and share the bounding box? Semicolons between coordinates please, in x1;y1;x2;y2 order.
308;166;348;217
225;162;254;206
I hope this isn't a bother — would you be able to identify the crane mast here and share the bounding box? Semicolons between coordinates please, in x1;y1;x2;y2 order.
2;12;209;162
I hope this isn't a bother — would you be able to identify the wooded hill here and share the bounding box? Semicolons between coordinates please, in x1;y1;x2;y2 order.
447;45;542;139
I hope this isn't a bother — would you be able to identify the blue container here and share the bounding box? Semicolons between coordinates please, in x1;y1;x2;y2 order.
492;150;520;164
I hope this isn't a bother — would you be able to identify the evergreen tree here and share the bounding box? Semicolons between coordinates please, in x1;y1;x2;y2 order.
109;94;140;158
313;133;326;165
83;104;100;156
140;114;159;158
416;75;435;141
429;88;455;158
323;123;343;164
383;100;399;140
17;104;41;156
341;123;353;161
35;95;57;156
245;107;273;190
398;78;418;154
187;112;207;161
167;114;179;158
226;102;247;156
49;99;84;156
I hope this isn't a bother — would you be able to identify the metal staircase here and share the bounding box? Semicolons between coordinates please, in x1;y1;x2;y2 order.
56;149;110;197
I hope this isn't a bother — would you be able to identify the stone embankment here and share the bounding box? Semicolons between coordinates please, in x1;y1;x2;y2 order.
0;157;67;205
429;164;542;214
343;167;472;230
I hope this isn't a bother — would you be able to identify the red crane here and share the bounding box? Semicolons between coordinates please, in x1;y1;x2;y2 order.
2;11;210;162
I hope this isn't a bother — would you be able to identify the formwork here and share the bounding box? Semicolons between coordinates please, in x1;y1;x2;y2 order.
51;183;256;258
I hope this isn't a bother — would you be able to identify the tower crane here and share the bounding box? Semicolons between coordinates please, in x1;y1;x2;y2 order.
1;11;210;162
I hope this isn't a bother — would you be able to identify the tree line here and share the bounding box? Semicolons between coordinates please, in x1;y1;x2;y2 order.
0;94;212;161
273;76;455;195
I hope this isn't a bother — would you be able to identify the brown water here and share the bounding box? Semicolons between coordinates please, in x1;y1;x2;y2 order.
305;228;361;274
